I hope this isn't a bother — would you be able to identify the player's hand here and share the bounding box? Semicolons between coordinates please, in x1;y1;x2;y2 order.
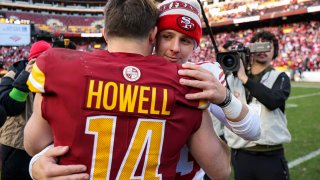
32;146;89;180
178;63;226;104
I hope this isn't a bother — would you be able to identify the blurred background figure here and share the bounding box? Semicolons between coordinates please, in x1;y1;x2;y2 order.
0;40;51;180
52;35;77;49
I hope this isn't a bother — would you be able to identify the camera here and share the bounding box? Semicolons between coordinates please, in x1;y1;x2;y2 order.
217;41;271;73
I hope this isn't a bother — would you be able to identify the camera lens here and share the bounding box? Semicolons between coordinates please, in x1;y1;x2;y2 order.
217;52;240;73
223;55;236;68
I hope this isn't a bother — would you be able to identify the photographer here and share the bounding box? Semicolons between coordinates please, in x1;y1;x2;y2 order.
223;31;292;180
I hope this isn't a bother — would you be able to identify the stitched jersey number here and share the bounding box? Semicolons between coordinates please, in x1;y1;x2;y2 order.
85;115;165;179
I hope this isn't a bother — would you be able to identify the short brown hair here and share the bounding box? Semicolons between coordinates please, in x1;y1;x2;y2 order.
104;0;159;39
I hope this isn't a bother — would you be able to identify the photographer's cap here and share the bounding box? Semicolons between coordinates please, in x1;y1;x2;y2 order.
157;0;202;46
28;40;51;61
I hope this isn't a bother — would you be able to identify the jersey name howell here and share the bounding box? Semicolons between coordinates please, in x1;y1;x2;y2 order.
85;79;174;116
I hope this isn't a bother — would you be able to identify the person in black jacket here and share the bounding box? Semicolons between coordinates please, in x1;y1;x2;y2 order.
0;105;7;128
0;40;51;180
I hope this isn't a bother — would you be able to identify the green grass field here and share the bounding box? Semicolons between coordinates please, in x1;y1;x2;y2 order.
285;82;320;180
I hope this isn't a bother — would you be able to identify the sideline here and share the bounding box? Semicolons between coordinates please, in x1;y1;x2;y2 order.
288;148;320;169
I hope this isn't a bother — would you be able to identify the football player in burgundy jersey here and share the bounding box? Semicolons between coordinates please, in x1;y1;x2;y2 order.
24;0;231;179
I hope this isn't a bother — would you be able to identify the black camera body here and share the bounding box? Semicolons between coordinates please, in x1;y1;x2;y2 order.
217;42;271;73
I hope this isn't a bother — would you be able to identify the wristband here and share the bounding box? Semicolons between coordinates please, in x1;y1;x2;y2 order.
9;88;28;102
221;94;242;119
218;88;232;108
29;144;54;180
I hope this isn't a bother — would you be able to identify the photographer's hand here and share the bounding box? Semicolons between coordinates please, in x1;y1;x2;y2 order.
237;59;248;84
25;59;36;73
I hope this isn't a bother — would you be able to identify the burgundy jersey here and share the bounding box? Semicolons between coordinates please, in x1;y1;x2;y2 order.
27;48;207;179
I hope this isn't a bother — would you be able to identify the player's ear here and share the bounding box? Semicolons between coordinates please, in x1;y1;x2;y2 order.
102;28;108;43
149;26;158;45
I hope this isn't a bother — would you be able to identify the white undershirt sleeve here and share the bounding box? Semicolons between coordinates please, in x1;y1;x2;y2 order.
226;106;261;141
210;104;261;141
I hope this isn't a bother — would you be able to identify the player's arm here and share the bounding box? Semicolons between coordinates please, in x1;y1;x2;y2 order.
179;63;261;140
24;93;53;156
209;104;261;140
179;63;247;122
188;110;231;179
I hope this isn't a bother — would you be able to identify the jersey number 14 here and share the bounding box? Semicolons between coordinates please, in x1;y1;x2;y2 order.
86;115;165;179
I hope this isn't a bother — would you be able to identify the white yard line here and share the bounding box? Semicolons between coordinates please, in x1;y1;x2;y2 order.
288;148;320;169
287;89;320;168
289;92;320;100
291;85;320;89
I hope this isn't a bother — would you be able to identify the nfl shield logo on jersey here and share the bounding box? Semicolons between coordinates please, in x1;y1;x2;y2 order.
123;66;141;82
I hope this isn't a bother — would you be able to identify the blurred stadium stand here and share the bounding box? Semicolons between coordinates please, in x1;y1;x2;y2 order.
0;0;319;80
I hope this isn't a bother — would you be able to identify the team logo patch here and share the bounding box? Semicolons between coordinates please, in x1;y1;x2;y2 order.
177;15;196;31
123;66;141;82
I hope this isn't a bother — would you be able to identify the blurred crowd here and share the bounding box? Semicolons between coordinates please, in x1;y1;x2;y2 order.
1;21;319;77
1;0;319;34
191;21;320;73
0;45;31;70
204;0;318;24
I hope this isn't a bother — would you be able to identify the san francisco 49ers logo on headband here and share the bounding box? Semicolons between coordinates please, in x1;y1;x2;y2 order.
123;66;141;82
177;15;196;31
157;0;202;46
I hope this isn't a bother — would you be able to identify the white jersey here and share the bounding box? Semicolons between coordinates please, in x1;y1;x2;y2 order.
196;61;226;87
